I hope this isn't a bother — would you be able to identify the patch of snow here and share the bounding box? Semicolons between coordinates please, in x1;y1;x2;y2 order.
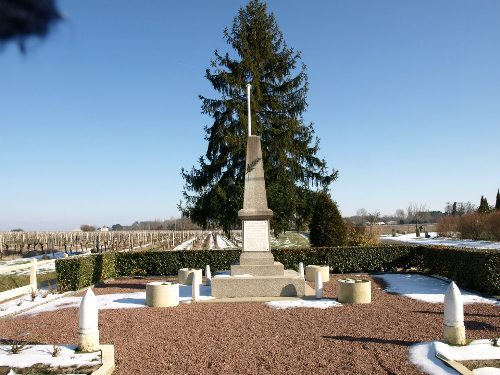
409;340;500;375
0;292;70;318
0;344;100;369
208;232;215;250
435;340;500;361
215;234;237;249
20;284;214;316
381;232;500;250
473;368;500;375
375;274;498;305
173;238;195;250
266;299;342;309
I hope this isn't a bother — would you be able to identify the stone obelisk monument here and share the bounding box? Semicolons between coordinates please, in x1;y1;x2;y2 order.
211;84;305;298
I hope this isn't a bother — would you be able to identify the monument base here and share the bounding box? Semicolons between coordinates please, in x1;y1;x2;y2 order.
210;270;305;298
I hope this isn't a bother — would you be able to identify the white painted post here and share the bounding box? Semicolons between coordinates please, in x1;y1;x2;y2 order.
298;262;304;278
29;258;37;291
247;84;252;135
78;288;100;352
205;265;211;286
315;270;323;299
443;281;466;345
192;272;200;302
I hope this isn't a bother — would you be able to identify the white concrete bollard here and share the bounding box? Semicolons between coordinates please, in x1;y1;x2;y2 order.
298;262;304;278
78;288;100;352
29;259;37;291
192;272;201;301
205;265;212;286
443;281;466;345
315;270;323;299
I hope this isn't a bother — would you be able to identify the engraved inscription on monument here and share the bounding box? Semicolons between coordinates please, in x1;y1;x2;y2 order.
243;220;270;252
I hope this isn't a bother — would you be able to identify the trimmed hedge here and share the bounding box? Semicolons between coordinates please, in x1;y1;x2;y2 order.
55;246;500;295
418;247;500;295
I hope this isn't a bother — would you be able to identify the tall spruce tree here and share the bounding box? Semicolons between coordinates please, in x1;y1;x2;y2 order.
496;189;500;211
478;195;490;214
181;0;337;234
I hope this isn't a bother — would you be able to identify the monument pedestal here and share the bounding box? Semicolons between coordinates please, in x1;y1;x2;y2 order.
211;249;306;298
211;270;305;298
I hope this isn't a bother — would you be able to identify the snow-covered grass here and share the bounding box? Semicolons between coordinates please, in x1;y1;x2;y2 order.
270;231;310;248
0;344;101;372
375;274;498;305
409;340;500;375
266;299;341;309
173;238;195;250
215;234;237;249
0;289;69;318
381;232;500;250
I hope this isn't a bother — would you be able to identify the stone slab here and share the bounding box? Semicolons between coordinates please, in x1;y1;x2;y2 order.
92;345;115;375
211;270;305;298
242;220;270;251
239;251;275;265
231;262;284;276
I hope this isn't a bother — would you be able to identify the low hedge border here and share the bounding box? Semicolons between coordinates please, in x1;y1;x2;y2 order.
55;245;500;295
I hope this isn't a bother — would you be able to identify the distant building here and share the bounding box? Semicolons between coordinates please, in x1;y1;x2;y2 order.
99;226;109;232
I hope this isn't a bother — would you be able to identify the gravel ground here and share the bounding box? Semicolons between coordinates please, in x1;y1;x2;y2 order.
0;275;498;375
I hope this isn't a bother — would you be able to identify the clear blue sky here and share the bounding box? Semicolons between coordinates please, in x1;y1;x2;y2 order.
1;1;499;231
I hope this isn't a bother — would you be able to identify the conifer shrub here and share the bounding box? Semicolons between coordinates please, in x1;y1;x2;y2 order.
309;192;347;247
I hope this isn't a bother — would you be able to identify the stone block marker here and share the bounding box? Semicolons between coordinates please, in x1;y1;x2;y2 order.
337;279;371;304
298;262;304;278
443;282;466;346
146;282;179;308
305;265;330;283
178;268;202;285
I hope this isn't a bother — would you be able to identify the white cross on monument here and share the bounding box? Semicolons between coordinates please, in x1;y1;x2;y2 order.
247;83;252;136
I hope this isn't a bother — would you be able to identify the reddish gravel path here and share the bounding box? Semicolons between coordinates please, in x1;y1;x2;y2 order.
0;275;498;374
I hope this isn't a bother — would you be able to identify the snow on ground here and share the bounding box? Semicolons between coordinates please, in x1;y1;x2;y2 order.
375;274;498;305
409;340;500;375
381;232;500;250
266;299;342;310
208;232;215;250
0;344;100;370
0;290;70;318
173;238;195;250
215;234;237;249
19;284;214;317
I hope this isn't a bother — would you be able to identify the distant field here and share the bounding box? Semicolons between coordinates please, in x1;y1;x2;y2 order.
370;223;437;235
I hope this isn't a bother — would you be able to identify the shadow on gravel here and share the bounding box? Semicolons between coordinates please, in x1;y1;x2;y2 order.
113;298;146;306
414;310;499;319
322;335;415;346
95;283;146;290
465;320;497;331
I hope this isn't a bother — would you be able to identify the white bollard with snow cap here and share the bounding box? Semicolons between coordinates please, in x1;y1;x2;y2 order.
78;288;100;352
205;265;211;286
192;272;200;301
315;270;323;299
298;262;304;278
443;281;466;345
